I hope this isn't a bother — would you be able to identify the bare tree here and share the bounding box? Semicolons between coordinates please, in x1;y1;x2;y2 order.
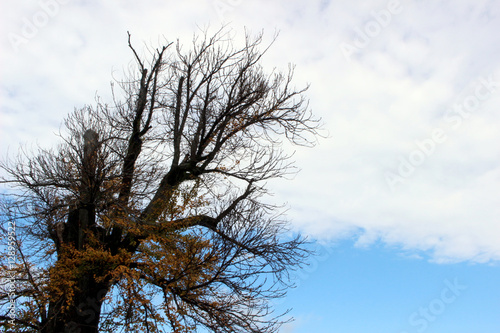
0;28;320;333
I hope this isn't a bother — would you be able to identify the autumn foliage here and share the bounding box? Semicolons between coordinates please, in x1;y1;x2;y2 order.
0;29;320;333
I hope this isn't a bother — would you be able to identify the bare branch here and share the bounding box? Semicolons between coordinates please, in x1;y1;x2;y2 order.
0;28;320;333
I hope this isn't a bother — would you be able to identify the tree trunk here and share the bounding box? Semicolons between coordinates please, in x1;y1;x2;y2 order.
43;125;110;333
42;277;109;333
42;204;110;333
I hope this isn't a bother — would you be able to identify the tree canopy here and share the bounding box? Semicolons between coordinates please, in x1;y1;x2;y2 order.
0;28;320;333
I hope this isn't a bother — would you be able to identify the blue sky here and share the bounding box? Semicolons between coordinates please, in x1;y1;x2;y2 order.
276;241;500;332
1;0;500;331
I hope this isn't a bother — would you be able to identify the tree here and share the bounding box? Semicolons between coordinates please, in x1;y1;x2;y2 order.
0;28;320;333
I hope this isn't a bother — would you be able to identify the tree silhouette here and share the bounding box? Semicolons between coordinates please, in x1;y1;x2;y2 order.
0;28;320;333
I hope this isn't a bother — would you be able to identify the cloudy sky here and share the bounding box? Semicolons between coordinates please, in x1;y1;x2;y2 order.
1;0;500;332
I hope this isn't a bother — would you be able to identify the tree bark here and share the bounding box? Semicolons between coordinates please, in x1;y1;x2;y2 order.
42;278;109;333
40;130;110;333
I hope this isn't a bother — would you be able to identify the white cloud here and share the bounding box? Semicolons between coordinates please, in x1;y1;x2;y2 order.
1;0;500;263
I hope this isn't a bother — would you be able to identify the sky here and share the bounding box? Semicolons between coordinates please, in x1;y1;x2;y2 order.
1;0;500;332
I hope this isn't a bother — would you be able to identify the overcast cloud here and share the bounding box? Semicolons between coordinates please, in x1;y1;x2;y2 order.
1;0;499;264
